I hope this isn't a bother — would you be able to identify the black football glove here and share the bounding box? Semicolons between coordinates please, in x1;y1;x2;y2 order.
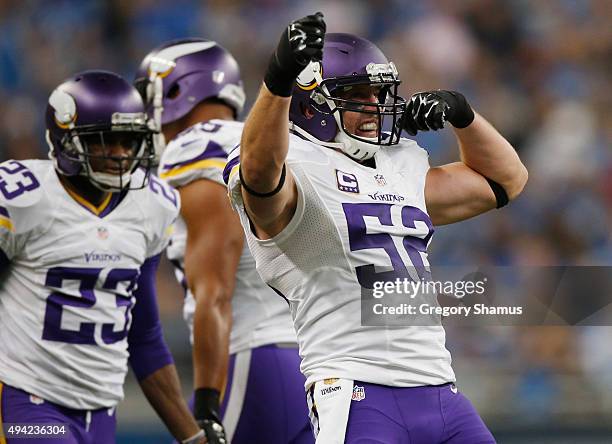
264;12;326;97
402;90;474;136
194;388;227;444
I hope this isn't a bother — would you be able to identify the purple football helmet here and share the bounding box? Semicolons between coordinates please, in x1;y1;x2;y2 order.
45;70;156;191
134;38;245;142
290;33;406;160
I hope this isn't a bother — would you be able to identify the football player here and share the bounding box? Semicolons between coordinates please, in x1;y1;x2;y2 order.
226;13;528;443
134;39;312;443
0;71;205;444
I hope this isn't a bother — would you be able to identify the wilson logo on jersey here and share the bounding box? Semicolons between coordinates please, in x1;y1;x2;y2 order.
320;385;342;396
336;169;359;193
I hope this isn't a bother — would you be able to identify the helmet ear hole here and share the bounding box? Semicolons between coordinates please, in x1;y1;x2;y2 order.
166;83;180;99
301;103;315;120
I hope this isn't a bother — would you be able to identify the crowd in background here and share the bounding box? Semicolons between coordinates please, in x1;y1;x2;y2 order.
1;0;610;433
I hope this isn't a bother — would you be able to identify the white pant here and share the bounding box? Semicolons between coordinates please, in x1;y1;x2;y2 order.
307;378;354;444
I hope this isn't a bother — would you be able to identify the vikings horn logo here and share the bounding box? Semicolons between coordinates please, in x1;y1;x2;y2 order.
296;61;322;91
49;89;77;129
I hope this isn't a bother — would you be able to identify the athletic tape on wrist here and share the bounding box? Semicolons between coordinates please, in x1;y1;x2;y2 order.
181;429;205;444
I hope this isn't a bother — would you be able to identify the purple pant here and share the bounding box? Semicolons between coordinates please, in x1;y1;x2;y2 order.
0;383;116;443
341;382;495;444
181;344;312;444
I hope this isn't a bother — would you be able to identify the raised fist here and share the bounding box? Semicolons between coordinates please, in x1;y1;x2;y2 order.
264;12;326;97
402;90;474;136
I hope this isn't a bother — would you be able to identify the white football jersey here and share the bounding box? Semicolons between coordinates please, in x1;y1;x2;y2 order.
226;135;455;388
0;159;179;409
158;120;296;354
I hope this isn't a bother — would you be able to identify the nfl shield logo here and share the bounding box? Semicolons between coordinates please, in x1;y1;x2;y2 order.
97;227;109;240
374;174;386;186
352;385;365;401
29;394;44;405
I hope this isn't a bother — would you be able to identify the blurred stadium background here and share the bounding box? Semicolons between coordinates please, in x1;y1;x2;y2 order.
1;0;610;442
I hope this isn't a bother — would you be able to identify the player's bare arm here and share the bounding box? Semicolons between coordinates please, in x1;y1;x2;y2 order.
128;253;205;443
402;90;528;225
240;87;297;238
138;365;204;443
180;178;243;423
240;13;326;239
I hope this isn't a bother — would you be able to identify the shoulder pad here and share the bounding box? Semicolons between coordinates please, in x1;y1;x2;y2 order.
159;120;243;184
0;160;54;238
137;174;180;257
383;138;430;175
0;159;46;208
145;173;180;213
286;134;332;165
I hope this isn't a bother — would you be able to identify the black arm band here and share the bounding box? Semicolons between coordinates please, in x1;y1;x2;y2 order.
486;177;509;209
239;164;286;198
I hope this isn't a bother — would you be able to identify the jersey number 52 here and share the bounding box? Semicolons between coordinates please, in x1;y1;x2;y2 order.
343;202;433;288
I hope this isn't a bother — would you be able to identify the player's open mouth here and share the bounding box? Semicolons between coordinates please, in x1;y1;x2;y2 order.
104;167;126;174
356;121;378;138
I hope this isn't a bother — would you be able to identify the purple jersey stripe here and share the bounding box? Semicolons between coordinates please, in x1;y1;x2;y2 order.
98;190;128;218
161;141;227;171
223;155;240;185
0;206;9;218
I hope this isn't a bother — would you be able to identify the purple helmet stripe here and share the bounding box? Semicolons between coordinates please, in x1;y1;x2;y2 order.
161;141;227;171
223;155;240;185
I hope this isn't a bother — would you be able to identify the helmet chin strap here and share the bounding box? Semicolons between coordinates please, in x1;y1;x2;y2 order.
334;130;380;161
86;168;132;192
311;67;380;161
83;138;148;192
289;122;378;162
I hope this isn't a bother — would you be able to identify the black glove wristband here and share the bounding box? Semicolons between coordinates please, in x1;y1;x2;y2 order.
432;90;474;128
194;387;221;421
264;51;298;97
